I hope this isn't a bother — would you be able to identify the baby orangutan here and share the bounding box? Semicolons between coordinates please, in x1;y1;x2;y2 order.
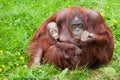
27;22;82;67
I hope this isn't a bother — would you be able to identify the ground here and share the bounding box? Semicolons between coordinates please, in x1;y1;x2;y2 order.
0;0;120;80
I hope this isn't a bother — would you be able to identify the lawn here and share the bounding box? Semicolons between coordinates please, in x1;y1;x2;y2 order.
0;0;120;80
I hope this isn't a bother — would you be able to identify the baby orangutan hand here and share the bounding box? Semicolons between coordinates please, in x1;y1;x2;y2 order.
74;46;82;56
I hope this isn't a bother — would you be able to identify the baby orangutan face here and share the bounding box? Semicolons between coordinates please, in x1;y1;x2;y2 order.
47;22;59;40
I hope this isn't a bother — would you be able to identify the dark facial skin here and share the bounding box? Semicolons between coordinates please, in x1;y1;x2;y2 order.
70;16;86;44
70;16;96;45
71;16;85;37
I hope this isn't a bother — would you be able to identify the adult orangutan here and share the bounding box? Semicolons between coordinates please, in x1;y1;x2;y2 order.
27;6;114;69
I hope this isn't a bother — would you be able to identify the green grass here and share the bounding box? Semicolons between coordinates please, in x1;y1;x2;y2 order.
0;0;120;80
